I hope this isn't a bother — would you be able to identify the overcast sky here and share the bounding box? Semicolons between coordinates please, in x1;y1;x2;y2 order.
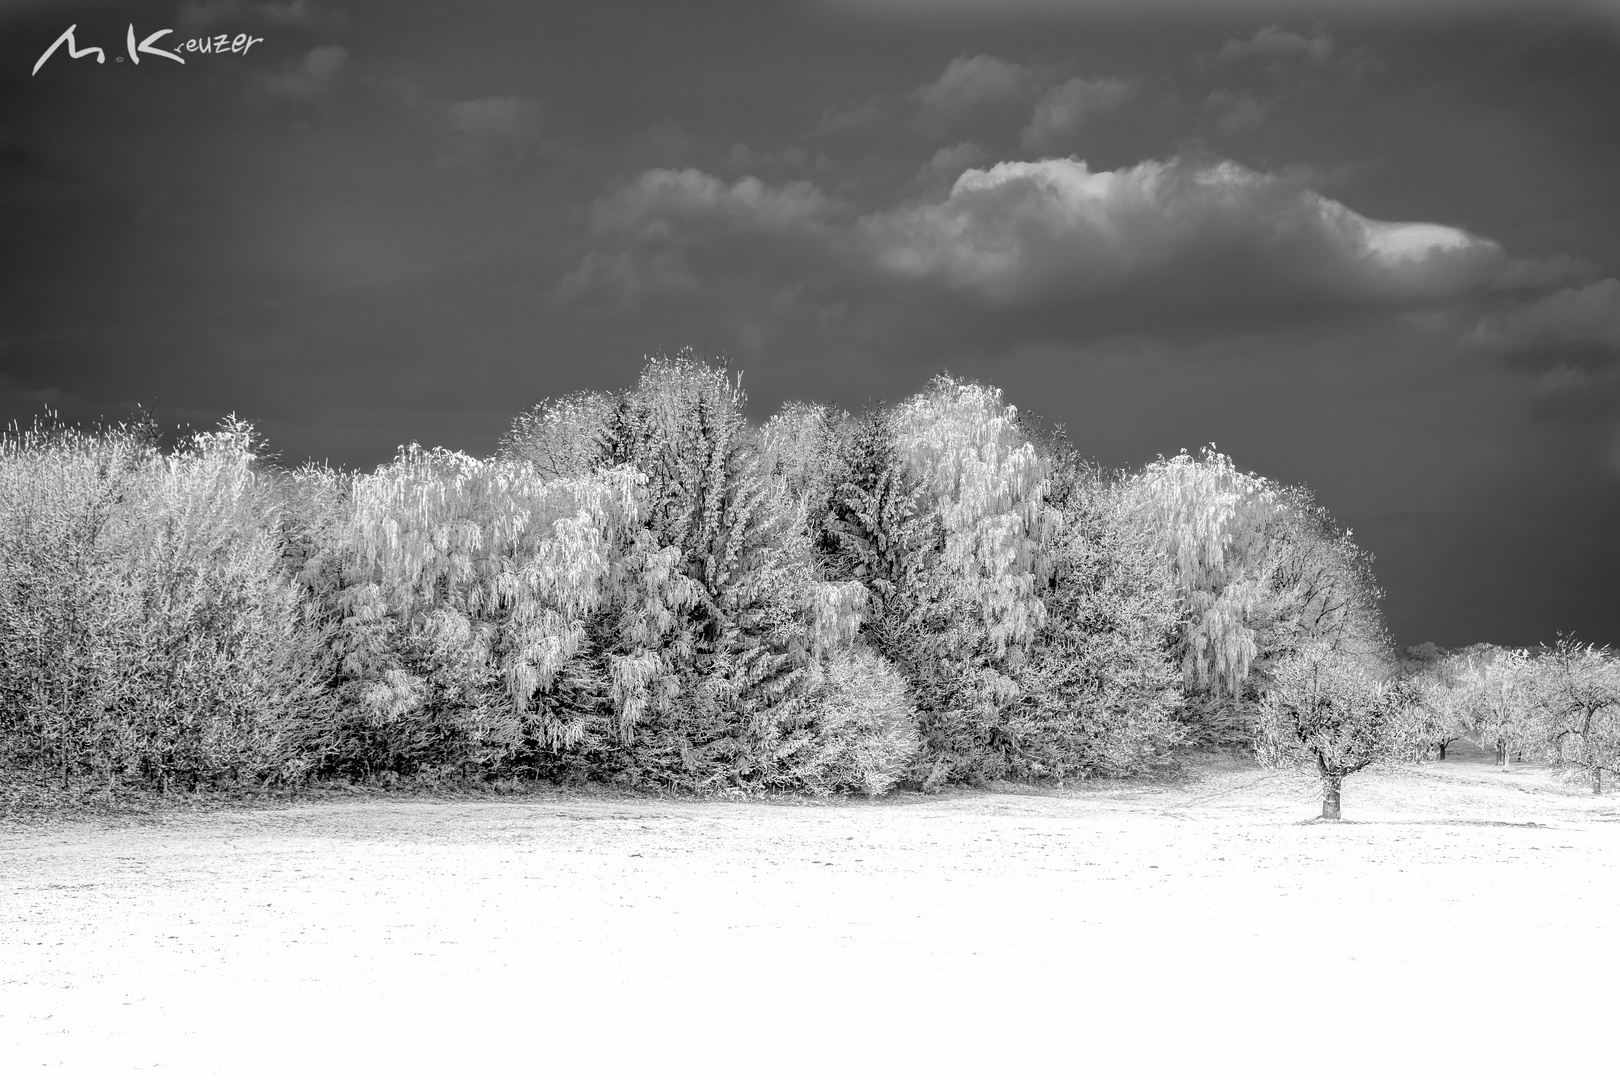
3;0;1619;649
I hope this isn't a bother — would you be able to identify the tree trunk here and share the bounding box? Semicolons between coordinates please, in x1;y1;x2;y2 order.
1437;742;1446;761
1321;773;1342;821
1595;767;1604;796
1495;739;1507;768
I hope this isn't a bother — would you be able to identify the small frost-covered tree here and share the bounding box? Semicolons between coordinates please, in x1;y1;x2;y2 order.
1257;641;1412;820
1397;644;1472;760
1404;669;1472;762
1449;648;1539;768
1535;638;1620;794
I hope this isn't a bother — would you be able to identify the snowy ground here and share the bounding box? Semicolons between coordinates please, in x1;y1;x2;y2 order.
3;748;1617;1077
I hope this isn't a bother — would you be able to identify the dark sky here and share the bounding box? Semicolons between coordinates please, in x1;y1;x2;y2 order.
4;0;1619;649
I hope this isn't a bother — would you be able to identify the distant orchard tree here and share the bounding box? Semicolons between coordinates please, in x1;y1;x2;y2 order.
1256;641;1412;820
1535;638;1620;795
1395;643;1469;759
1405;661;1474;761
1458;648;1540;768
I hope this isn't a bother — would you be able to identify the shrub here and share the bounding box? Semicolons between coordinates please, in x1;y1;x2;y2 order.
0;417;328;791
782;647;921;797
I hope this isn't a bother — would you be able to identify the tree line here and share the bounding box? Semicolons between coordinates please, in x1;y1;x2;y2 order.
3;351;1616;809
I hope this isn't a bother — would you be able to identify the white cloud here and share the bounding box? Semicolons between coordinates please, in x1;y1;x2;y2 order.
590;169;840;238
1019;76;1136;152
1212;24;1336;66
559;154;1595;344
854;156;1506;308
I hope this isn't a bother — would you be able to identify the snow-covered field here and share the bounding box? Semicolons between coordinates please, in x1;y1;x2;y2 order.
4;750;1617;1077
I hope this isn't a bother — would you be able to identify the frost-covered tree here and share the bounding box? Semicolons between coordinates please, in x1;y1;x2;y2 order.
1535;638;1620;794
1395;644;1472;760
1257;490;1387;668
758;400;845;521
0;416;327;790
1004;465;1185;778
325;445;649;774
875;376;1059;785
893;376;1055;659
1449;648;1540;768
1118;447;1274;702
1118;448;1389;744
816;406;936;619
1404;661;1473;762
499;390;618;481
604;357;824;728
1257;641;1412;820
499;353;869;789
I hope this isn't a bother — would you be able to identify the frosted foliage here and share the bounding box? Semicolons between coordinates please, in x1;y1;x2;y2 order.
1119;447;1275;696
3;364;1397;796
758;401;843;523
794;647;920;796
1537;640;1620;791
1005;481;1185;778
892;376;1055;656
1256;641;1408;777
575;354;857;765
0;416;323;786
499;391;617;480
342;445;647;746
1447;649;1539;757
810;580;871;657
